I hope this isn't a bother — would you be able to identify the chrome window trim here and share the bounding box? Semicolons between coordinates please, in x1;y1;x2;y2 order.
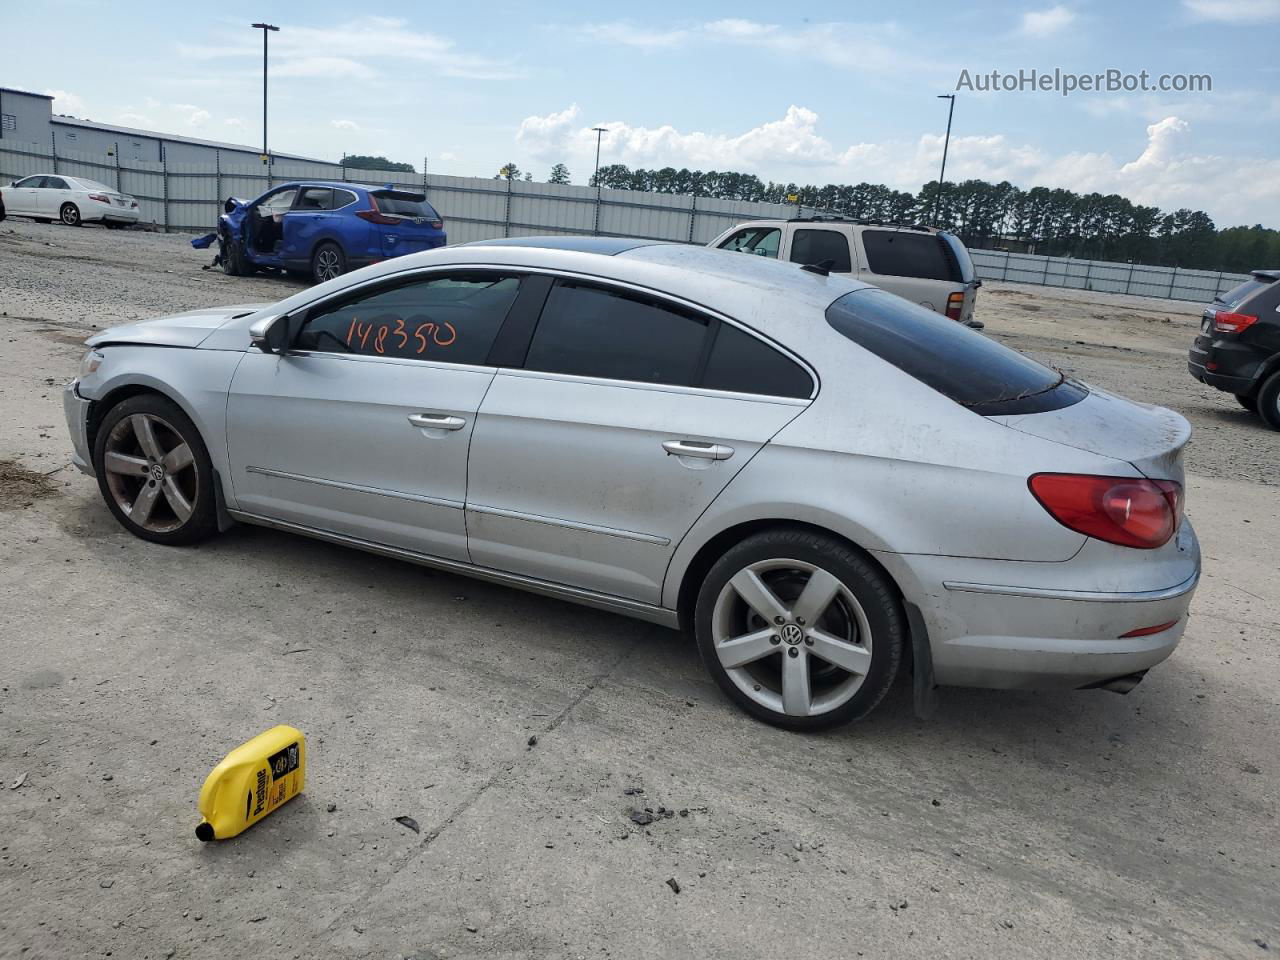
280;348;500;377
272;262;820;399
245;465;464;510
493;365;810;406
466;503;671;545
225;509;680;628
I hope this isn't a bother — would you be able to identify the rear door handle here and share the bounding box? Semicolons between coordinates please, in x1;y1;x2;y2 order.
662;440;734;460
408;413;466;431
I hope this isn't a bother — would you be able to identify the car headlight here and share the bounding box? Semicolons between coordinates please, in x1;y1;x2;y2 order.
79;349;105;378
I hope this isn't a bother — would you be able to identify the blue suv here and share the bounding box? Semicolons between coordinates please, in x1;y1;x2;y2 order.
195;181;446;284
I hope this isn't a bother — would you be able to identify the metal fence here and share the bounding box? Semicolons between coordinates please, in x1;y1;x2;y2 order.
1;137;1250;303
970;249;1250;303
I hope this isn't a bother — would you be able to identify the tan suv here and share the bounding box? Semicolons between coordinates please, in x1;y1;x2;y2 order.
709;217;983;328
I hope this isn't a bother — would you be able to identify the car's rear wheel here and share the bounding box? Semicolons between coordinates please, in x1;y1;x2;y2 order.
60;203;81;227
311;242;346;284
694;528;903;731
1257;372;1280;431
92;394;219;545
1236;392;1258;413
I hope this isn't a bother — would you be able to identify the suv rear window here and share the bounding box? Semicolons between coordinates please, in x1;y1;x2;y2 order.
371;190;440;220
826;289;1086;416
861;230;960;282
1216;277;1272;309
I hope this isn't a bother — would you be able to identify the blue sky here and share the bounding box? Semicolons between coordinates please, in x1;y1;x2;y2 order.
5;0;1278;225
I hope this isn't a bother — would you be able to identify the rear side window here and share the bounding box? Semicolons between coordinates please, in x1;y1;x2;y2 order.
827;289;1086;416
371;190;440;221
524;282;710;386
297;272;521;365
702;323;812;399
789;230;852;272
719;227;781;259
861;230;960;282
45;177;69;190
333;189;358;209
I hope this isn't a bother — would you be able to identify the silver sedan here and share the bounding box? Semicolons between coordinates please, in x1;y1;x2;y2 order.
63;237;1200;730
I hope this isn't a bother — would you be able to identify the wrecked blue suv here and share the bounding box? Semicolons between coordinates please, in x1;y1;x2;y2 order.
192;181;446;284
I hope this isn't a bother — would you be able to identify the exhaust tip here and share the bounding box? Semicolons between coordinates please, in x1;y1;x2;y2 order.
1081;670;1148;695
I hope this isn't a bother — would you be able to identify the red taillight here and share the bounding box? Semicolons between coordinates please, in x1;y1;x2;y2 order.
1213;311;1258;334
88;193;111;204
945;291;964;321
1118;619;1179;639
430;219;443;229
1028;473;1182;549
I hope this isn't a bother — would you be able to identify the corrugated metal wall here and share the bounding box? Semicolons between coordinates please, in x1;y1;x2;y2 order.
0;137;1251;303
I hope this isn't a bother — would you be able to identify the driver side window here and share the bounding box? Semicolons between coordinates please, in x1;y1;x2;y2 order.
718;226;781;259
257;188;297;217
295;272;523;366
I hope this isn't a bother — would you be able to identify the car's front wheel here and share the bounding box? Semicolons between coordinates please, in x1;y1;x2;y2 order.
219;233;245;276
311;242;346;284
695;528;903;731
92;394;219;545
60;202;81;227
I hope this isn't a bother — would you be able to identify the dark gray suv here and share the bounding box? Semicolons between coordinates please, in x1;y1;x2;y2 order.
1189;270;1280;428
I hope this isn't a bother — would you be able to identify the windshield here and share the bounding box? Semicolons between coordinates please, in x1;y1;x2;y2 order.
371;190;440;220
826;288;1086;416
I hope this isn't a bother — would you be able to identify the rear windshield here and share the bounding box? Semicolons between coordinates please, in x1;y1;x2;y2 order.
1216;277;1272;309
861;230;962;283
371;190;440;220
74;178;114;192
826;288;1087;416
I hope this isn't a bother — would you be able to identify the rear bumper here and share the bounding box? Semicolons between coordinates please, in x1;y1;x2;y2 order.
1188;334;1269;394
878;521;1201;690
86;203;141;224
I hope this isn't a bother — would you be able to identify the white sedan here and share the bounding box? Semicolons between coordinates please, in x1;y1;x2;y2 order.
0;174;140;228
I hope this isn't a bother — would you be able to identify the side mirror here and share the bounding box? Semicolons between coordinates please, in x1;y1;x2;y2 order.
248;314;302;354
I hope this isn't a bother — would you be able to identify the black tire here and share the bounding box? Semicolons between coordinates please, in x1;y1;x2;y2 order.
311;242;346;284
91;393;219;546
1257;371;1280;431
694;527;904;731
60;202;81;227
1236;392;1258;413
220;233;245;276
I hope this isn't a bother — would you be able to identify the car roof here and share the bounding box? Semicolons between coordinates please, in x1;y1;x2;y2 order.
1251;269;1280;282
726;217;942;236
466;236;673;255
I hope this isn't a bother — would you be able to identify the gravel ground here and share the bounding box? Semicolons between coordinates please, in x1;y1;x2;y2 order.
1;218;1277;959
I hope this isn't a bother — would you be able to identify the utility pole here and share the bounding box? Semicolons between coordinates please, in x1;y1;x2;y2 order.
591;126;608;235
932;93;955;226
251;23;279;165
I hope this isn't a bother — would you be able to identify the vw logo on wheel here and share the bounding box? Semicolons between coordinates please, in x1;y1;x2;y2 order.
149;463;164;482
781;623;804;645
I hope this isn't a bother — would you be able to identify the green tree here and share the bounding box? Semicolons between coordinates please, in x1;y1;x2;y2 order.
495;162;523;180
341;154;415;173
548;163;571;184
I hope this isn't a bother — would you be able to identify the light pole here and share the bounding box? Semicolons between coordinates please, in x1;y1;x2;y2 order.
932;94;955;225
591;126;608;235
251;23;279;165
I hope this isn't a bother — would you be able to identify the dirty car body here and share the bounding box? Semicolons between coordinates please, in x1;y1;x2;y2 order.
193;181;445;284
64;238;1200;729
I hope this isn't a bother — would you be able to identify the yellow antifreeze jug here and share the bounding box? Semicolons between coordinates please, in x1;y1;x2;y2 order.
195;724;305;841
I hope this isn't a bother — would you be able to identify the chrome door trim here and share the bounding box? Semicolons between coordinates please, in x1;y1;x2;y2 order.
942;569;1200;603
244;465;463;510
225;508;680;627
465;503;671;545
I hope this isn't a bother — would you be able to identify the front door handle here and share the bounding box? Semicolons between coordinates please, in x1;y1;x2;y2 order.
408;413;466;431
662;440;734;461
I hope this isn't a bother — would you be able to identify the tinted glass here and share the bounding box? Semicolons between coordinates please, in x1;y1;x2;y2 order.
789;230;852;272
371;190;440;220
1217;278;1271;309
297;272;521;365
332;188;358;209
861;230;959;282
524;282;710;386
14;176;43;188
702;323;812;398
720;227;781;259
826;288;1085;416
295;187;333;210
44;177;69;190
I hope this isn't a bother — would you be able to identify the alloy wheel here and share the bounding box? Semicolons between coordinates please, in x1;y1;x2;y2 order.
102;413;198;533
61;204;80;226
710;558;873;718
315;248;341;282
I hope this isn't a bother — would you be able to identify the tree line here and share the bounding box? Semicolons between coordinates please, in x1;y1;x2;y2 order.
577;163;1277;273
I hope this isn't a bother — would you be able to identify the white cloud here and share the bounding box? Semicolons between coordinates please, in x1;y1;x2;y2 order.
330;119;360;131
175;104;211;128
224;118;244;128
514;104;1280;226
1183;0;1280;22
1020;5;1076;36
46;89;86;116
578;22;691;49
177;16;519;81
